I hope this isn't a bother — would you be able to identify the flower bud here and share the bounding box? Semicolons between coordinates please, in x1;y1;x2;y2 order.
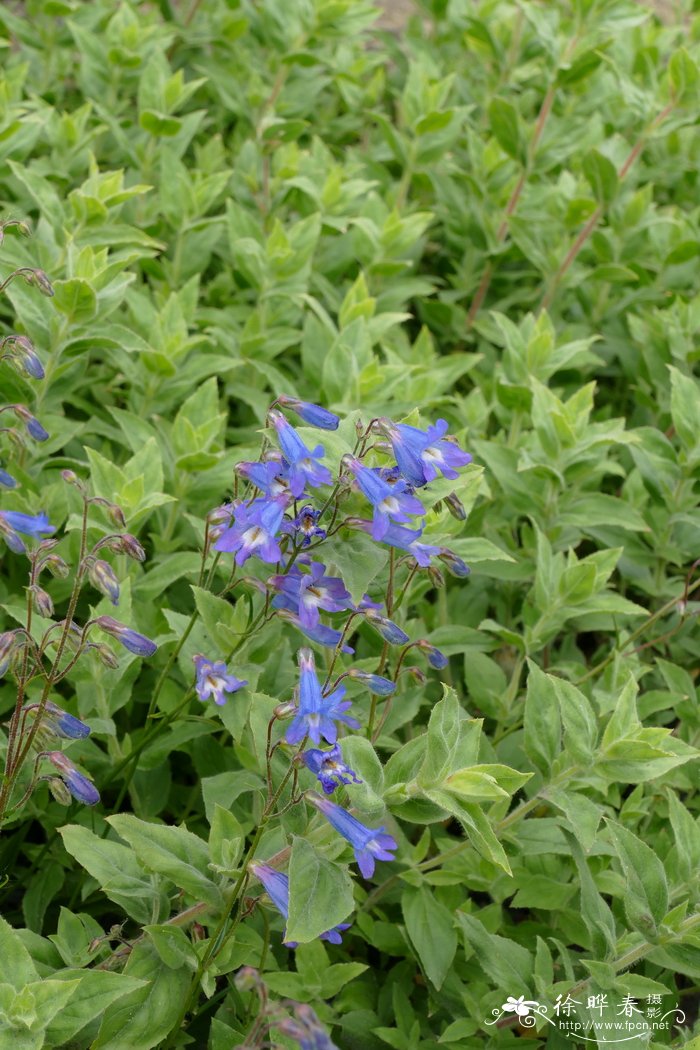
347;669;396;695
276;394;340;431
234;966;262;992
363;608;410;646
437;548;470;578
42;553;70;578
428;566;445;588
120;533;146;561
444;491;466;521
46;776;73;806
416;640;449;669
45;751;99;805
24;700;90;740
406;665;427;685
12;335;44;380
95;616;157;657
30;585;54;618
274;701;296;719
30;269;54;297
89;559;120;606
91;642;119;669
0;630;21;676
0;468;17;489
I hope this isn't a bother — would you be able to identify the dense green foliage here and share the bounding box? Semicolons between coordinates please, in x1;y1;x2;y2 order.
0;0;699;1047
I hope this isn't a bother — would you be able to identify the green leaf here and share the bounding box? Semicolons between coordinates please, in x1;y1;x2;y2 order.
425;789;511;874
107;815;223;908
52;277;97;323
144;925;199;971
669;366;700;456
59;825;164;925
444;764;532;801
0;916;38;990
285;837;355;945
523;661;561;774
488;97;523;161
456;913;532;988
93;944;191;1049
417;685;463;788
549;674;598;763
324;531;387;604
401;885;457;989
582;149;618;206
606;820;668;934
45;971;147;1046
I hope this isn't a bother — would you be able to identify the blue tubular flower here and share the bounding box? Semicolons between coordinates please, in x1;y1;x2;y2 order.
302;743;362;795
214;496;289;566
285;648;359;746
347;517;437;565
380;418;472;487
307;793;397;878
276;610;355;654
45;751;100;806
363;608;410;646
270;562;352;630
0;510;55;538
279;1005;341;1050
193;654;247;706
277;395;340;431
95;616;157;657
347;669;396;695
269;410;332;497
249;862;350;947
345;457;424;541
283;505;327;547
0;468;17;488
25;415;49;442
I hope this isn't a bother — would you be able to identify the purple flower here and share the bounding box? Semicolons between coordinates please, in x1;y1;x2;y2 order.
0;468;17;488
193;654;247;706
25;415;49;442
236;457;291;498
286;648;359;746
346;669;396;695
95;616;157;657
249;862;351;947
347;518;438;566
269;410;332;497
214;496;289;565
302;743;362;795
277;395;340;431
363;609;410;646
307;793;397;878
270;562;352;630
380;418;472;487
88;559;120;605
283;505;327;547
45;751;100;806
345;457;424;541
276;610;355;654
0;510;54;537
279;1005;340;1050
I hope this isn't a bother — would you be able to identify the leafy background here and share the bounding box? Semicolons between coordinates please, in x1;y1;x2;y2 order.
0;0;699;1047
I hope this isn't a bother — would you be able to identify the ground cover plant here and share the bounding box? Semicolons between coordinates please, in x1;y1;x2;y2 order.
0;0;699;1047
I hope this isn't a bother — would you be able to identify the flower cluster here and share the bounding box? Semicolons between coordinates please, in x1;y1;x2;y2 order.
176;397;473;954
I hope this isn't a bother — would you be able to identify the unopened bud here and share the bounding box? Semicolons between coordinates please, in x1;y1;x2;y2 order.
42;553;70;578
347;669;396;695
88;559;120;606
428;566;445;588
444;491;466;521
407;666;427;685
234;966;262;992
120;534;145;561
0;630;21;676
46;776;73;806
30;269;54;297
416;640;449;669
30;585;54;618
92;642;119;669
274;701;296;719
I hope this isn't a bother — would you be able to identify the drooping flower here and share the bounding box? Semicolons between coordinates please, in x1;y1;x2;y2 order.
276;610;355;654
214;496;289;566
269;410;332;497
25;701;91;740
283;505;326;547
285;648;359;746
0;510;55;537
379;418;472;487
307;793;397;878
347;518;439;566
278;1004;341;1050
45;751;100;805
277;395;340;431
302;743;362;795
0;467;17;488
269;562;352;630
95;616;157;657
193;654;247;706
88;559;120;605
438;548;471;578
344;457;424;541
249;862;351;947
